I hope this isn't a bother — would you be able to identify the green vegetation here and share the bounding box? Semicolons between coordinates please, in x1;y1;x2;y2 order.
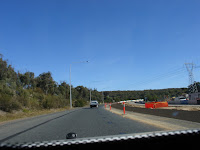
103;88;188;102
0;54;101;113
0;54;189;114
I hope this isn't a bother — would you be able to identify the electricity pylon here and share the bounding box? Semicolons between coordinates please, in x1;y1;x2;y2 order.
185;63;198;93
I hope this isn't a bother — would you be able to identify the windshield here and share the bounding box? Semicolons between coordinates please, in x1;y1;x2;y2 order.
0;0;200;144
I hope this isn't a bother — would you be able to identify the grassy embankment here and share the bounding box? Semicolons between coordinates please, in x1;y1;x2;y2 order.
0;107;70;124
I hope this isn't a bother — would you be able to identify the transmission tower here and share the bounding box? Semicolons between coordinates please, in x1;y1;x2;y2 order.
185;63;198;93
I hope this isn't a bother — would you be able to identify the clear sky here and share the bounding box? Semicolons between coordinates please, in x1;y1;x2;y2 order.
0;0;200;91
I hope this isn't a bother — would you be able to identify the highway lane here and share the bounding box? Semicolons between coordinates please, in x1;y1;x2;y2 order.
0;105;163;144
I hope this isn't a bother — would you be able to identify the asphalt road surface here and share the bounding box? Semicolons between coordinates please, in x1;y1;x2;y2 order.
0;105;163;144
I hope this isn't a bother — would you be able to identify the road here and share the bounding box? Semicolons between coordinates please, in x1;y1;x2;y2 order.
0;105;162;144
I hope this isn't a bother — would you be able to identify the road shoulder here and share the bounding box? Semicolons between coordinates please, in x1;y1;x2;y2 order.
105;107;200;131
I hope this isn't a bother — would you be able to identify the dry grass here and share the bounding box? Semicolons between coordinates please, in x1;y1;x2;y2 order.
0;107;70;124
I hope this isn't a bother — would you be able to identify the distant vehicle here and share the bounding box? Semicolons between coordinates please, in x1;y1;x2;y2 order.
179;98;187;101
90;100;99;108
175;96;186;101
179;97;188;104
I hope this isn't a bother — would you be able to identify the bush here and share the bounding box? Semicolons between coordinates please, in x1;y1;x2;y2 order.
41;95;68;109
0;93;21;112
42;95;54;109
16;96;29;107
32;92;45;105
74;99;86;107
29;97;41;109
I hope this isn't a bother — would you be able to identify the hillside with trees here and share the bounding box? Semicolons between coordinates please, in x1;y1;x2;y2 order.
103;88;188;102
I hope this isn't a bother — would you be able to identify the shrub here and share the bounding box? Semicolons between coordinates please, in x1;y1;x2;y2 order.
16;96;29;107
29;97;41;109
74;99;86;107
0;93;21;112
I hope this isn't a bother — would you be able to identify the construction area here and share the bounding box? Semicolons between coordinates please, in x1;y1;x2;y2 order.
112;102;200;124
126;101;200;111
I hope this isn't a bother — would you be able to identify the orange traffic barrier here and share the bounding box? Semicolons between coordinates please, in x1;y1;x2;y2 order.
154;102;168;108
145;102;155;108
145;102;168;109
123;102;125;114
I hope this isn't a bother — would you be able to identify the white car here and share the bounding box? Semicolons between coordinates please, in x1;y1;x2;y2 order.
179;98;187;101
90;100;99;108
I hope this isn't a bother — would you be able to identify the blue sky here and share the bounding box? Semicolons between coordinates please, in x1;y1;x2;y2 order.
0;0;200;91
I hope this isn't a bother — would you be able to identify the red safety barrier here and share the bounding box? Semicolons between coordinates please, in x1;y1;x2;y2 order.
105;103;107;108
145;102;168;109
123;102;125;114
110;103;111;110
145;102;155;108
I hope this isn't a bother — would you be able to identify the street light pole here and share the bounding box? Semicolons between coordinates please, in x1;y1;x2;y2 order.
69;61;89;109
69;64;72;109
102;91;104;104
90;89;92;103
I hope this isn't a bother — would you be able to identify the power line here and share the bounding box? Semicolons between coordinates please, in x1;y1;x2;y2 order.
130;69;186;89
128;67;186;88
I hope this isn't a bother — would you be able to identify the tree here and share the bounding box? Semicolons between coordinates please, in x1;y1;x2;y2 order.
58;81;70;99
0;57;8;80
19;72;36;89
36;72;55;95
75;86;89;100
